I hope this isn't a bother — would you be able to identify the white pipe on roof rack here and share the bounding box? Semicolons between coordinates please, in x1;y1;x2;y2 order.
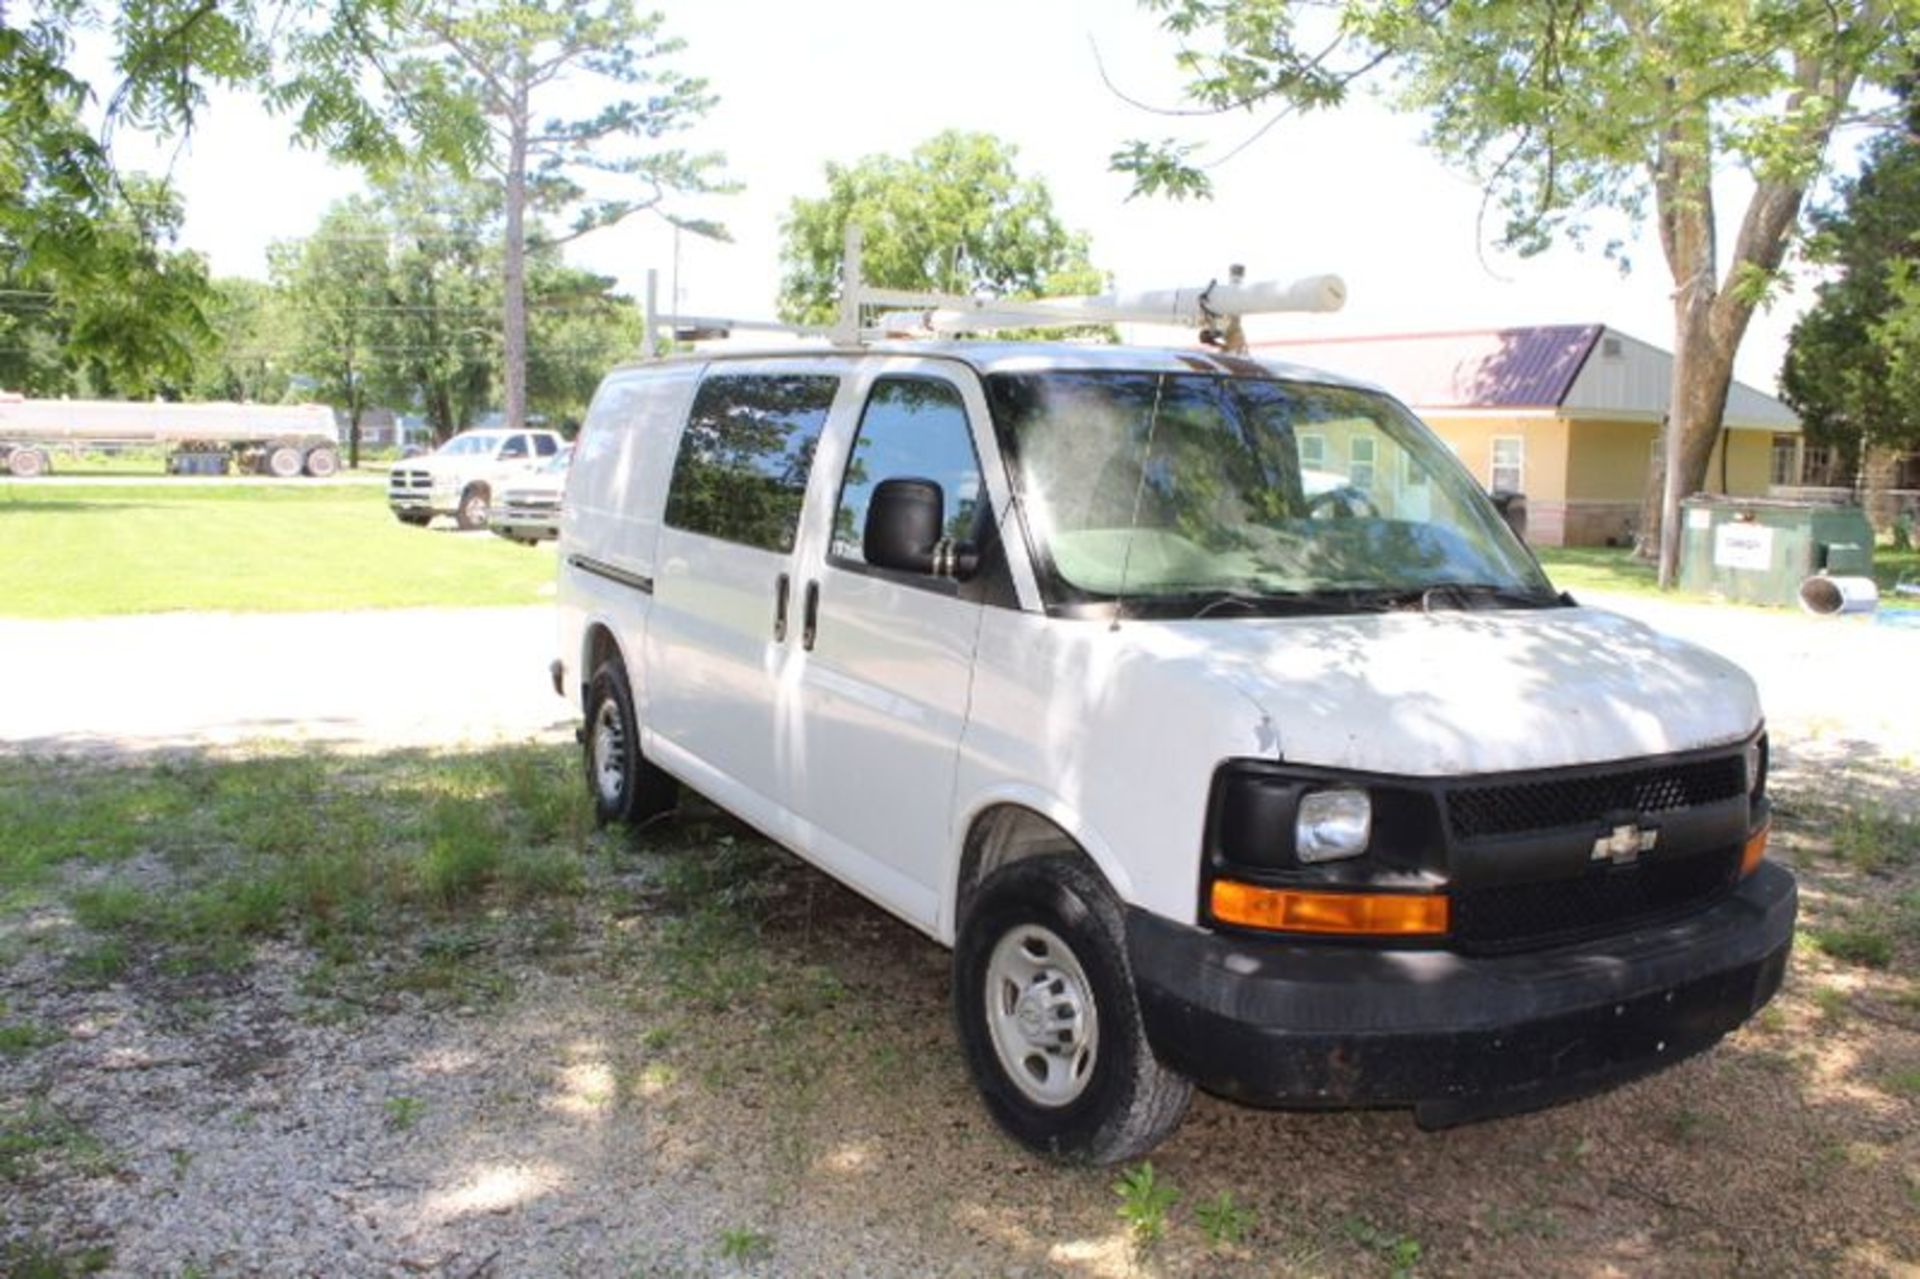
876;274;1347;337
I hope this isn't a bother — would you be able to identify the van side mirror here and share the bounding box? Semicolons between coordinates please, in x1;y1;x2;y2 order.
865;477;979;579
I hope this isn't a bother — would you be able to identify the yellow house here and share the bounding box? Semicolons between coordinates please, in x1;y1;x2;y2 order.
1255;325;1801;546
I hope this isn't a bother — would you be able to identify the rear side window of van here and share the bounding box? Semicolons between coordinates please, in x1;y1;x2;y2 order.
663;373;839;553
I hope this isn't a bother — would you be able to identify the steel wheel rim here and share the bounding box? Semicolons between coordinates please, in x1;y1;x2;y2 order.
983;923;1099;1108
591;697;627;806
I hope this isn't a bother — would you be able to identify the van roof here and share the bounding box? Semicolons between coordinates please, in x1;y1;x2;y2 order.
611;341;1382;394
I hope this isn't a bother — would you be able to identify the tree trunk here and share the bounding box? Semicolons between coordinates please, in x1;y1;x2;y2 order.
502;70;530;432
1634;56;1851;585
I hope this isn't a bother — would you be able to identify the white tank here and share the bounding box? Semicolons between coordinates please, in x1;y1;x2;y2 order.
0;396;338;445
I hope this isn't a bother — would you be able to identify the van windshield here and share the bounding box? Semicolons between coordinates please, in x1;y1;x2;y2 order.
984;371;1558;617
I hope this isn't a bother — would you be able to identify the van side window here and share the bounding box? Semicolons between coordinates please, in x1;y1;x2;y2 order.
832;378;983;565
500;434;529;459
664;373;840;553
533;434;558;457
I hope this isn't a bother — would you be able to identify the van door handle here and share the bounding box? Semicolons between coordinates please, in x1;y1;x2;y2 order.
773;573;791;642
802;580;821;651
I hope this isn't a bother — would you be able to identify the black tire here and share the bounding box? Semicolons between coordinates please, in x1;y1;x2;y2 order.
455;484;490;531
583;659;678;828
6;448;48;478
264;444;304;478
304;445;341;478
953;856;1193;1164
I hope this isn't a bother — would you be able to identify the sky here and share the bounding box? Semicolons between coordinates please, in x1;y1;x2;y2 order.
100;0;1878;395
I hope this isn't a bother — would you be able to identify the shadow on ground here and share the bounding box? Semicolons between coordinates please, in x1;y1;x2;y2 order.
0;742;1914;1277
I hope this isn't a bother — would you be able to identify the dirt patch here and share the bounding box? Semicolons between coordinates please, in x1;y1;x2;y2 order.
4;754;1916;1278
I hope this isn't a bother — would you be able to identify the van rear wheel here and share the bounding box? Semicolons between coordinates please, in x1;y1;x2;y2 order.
953;856;1192;1164
583;659;678;828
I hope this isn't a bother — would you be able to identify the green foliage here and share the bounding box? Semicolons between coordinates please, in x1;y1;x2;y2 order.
0;1;435;397
400;1;729;242
716;1228;773;1262
1114;1161;1180;1246
190;278;298;404
396;0;728;428
1123;1;1911;255
1194;1189;1256;1248
383;1095;424;1130
1809;924;1893;969
1121;0;1918;557
778;131;1106;326
270;197;392;451
418;796;507;907
0;1239;112;1278
1782;126;1920;459
1343;1216;1423;1277
0;176;214;398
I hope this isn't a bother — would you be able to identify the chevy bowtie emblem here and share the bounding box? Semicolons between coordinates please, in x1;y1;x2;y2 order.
1592;824;1659;865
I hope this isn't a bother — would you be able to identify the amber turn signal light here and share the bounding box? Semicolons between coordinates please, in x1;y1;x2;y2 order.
1740;823;1770;877
1210;880;1449;937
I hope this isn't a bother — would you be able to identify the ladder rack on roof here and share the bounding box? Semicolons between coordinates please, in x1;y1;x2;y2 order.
641;227;1345;356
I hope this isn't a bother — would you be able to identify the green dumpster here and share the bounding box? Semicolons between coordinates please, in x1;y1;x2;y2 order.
1677;495;1875;607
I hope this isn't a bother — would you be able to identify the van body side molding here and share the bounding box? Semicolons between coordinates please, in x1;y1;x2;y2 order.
567;554;654;595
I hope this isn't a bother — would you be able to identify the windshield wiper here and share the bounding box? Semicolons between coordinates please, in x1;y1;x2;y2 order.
1375;583;1564;612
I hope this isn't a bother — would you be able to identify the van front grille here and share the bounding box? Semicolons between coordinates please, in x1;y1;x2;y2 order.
1450;845;1742;954
1446;756;1746;840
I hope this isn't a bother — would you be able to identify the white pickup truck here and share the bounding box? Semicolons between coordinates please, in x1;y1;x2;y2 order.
387;428;566;529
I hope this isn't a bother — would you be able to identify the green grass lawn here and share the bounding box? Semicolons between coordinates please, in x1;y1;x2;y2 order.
1537;544;1920;609
0;482;555;617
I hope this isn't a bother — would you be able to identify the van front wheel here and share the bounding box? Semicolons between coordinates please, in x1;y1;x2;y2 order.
583;659;678;828
953;856;1192;1164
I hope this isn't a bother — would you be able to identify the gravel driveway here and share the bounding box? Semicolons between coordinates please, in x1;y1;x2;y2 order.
3;596;1915;1277
0;607;570;756
2;592;1908;764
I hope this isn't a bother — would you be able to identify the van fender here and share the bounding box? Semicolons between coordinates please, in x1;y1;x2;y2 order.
576;610;636;711
939;784;1138;944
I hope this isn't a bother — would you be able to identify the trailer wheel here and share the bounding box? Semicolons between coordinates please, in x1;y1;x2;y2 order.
303;445;341;478
264;444;304;478
455;484;491;531
6;448;49;478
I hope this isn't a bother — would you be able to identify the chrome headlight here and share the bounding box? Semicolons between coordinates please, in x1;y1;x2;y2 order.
1296;788;1372;864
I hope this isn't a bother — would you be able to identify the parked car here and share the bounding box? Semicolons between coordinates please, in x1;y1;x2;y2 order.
387;428;566;529
553;342;1789;1164
490;444;574;545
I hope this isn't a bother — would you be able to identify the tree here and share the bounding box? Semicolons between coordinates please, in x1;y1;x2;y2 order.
1118;0;1917;584
0;175;211;397
1780;105;1920;493
525;258;645;433
190;278;297;404
272;200;391;465
779;132;1106;327
375;170;502;441
401;0;728;431
1;0;429;395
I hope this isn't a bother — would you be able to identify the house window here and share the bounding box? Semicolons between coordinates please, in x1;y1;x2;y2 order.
1801;444;1834;486
1348;436;1376;491
1770;435;1799;486
1297;432;1327;472
1490;436;1524;493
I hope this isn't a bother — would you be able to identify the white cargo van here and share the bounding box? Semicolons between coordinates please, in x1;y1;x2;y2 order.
553;284;1789;1163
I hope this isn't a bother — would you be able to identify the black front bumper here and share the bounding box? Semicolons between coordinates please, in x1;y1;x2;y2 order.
1129;862;1795;1127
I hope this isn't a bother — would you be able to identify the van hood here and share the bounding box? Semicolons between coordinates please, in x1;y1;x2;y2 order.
1168;605;1760;776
